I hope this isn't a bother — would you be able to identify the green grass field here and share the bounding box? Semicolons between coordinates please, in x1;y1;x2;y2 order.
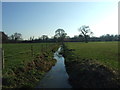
2;42;119;88
2;43;58;88
65;41;119;70
2;43;54;71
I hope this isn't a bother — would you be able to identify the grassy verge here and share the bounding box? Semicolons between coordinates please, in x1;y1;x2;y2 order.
65;42;119;70
63;42;120;88
2;43;59;88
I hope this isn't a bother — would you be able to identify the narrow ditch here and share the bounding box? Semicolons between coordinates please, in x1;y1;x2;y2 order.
36;46;72;88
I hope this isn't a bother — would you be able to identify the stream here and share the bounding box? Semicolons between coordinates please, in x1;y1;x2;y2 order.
36;46;72;88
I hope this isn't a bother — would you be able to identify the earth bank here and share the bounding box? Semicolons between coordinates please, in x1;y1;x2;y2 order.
63;45;120;88
2;44;59;88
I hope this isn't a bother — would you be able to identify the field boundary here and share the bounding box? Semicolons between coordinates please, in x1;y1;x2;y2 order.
63;44;120;88
2;43;59;88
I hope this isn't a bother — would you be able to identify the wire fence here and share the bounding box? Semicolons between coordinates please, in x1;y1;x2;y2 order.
2;49;4;69
0;48;4;70
2;43;57;70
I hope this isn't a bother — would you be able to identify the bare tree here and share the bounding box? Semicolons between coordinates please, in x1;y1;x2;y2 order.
79;25;93;43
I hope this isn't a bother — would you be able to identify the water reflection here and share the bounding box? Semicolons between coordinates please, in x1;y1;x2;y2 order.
36;47;72;88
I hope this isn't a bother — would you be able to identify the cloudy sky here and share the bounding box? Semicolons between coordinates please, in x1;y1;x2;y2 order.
2;0;119;40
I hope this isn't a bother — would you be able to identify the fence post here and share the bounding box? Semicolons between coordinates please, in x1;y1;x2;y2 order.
41;44;44;52
31;45;34;57
2;49;4;69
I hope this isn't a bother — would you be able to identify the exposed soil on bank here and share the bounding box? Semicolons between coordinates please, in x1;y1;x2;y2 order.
2;45;58;88
63;45;120;88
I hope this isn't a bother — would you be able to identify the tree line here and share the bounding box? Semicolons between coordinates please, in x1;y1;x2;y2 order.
2;25;120;43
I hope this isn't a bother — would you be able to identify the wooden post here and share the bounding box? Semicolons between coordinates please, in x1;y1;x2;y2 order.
46;43;47;50
31;45;34;57
2;49;4;69
41;44;44;52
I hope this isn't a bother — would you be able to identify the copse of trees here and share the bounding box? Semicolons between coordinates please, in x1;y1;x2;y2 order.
9;32;22;41
67;34;120;42
41;35;49;42
2;26;120;43
99;34;119;41
7;32;22;43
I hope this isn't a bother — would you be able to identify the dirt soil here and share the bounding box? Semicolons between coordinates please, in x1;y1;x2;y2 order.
65;59;120;88
63;45;120;88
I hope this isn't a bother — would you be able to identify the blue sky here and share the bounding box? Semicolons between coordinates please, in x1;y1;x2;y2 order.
2;1;118;40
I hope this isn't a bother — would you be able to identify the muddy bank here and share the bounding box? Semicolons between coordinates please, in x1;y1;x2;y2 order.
63;45;120;88
2;45;59;88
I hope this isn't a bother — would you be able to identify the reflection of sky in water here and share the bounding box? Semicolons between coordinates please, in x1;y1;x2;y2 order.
36;47;72;88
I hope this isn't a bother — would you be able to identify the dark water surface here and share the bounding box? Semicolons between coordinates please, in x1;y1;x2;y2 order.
36;47;72;88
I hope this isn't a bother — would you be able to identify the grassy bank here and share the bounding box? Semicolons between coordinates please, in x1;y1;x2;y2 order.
65;42;119;70
63;42;120;88
2;43;59;88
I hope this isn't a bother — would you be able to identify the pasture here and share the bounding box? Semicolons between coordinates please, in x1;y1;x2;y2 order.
2;41;120;88
2;43;54;71
2;43;58;88
64;41;120;88
65;41;119;70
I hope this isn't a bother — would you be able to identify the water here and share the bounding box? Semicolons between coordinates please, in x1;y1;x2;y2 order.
36;47;72;88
